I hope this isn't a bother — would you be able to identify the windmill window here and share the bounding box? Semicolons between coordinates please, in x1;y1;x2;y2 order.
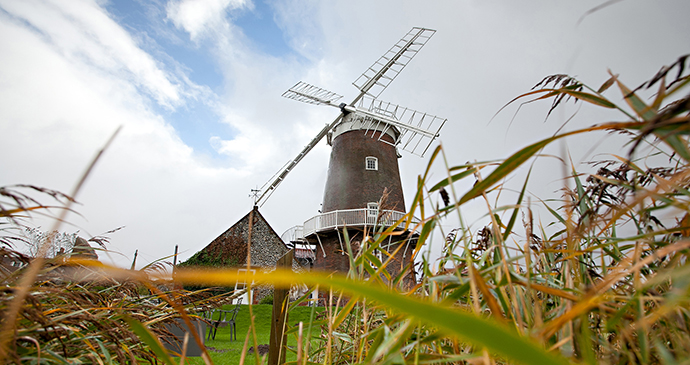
367;202;379;217
365;156;378;170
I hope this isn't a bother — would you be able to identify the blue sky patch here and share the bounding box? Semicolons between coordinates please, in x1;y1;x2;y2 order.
234;0;292;58
162;101;235;160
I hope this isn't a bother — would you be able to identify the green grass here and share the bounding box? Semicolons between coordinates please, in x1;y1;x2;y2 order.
187;304;323;364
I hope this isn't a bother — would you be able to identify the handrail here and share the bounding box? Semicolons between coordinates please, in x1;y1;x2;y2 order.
281;209;413;243
280;225;304;244
300;209;408;239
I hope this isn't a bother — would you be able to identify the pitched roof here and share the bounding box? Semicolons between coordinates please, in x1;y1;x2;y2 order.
180;207;287;268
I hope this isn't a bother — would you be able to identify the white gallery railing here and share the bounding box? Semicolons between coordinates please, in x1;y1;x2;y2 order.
282;208;409;243
280;225;304;244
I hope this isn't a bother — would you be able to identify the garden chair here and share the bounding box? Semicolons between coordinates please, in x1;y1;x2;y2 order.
206;298;243;341
226;298;242;341
206;308;229;341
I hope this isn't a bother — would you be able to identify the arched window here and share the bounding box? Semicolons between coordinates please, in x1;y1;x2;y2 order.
365;156;378;170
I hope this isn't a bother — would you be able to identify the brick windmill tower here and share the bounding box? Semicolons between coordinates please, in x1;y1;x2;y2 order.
254;27;446;287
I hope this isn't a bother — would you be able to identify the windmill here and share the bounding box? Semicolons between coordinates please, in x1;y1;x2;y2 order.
256;27;446;283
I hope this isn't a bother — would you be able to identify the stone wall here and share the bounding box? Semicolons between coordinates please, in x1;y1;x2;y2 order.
248;211;288;269
253;284;273;304
182;207;322;304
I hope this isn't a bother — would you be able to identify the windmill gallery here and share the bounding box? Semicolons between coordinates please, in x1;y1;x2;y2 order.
181;28;447;304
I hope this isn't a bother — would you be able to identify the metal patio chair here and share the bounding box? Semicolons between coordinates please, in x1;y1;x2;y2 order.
226;298;242;341
206;298;243;341
206;308;228;341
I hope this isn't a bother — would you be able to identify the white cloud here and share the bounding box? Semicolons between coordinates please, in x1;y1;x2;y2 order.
164;0;318;176
0;0;203;110
271;0;324;60
163;3;335;179
209;121;271;172
0;0;244;267
166;0;250;41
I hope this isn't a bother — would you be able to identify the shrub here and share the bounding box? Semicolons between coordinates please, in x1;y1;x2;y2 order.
259;294;274;305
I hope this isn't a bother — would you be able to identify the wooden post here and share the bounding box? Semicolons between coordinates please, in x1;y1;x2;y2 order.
246;208;255;304
247;208;254;270
172;245;181;290
130;249;138;270
173;245;178;266
269;249;293;365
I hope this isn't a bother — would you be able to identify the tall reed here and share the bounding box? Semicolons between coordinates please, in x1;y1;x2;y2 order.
1;55;689;364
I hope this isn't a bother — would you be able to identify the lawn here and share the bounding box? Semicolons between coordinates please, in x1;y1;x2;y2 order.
187;304;323;364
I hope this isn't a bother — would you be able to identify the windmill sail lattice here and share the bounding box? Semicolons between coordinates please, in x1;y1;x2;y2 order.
352;95;446;157
282;81;343;106
353;27;436;99
281;82;446;157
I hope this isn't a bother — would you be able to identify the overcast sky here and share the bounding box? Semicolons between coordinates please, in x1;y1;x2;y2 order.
1;0;688;268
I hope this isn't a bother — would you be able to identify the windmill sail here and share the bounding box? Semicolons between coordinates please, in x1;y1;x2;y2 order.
350;95;446;157
282;81;343;106
253;114;342;207
281;83;445;157
352;27;436;99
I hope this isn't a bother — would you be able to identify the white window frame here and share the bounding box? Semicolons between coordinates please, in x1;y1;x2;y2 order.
235;268;256;304
365;156;378;171
367;202;379;217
